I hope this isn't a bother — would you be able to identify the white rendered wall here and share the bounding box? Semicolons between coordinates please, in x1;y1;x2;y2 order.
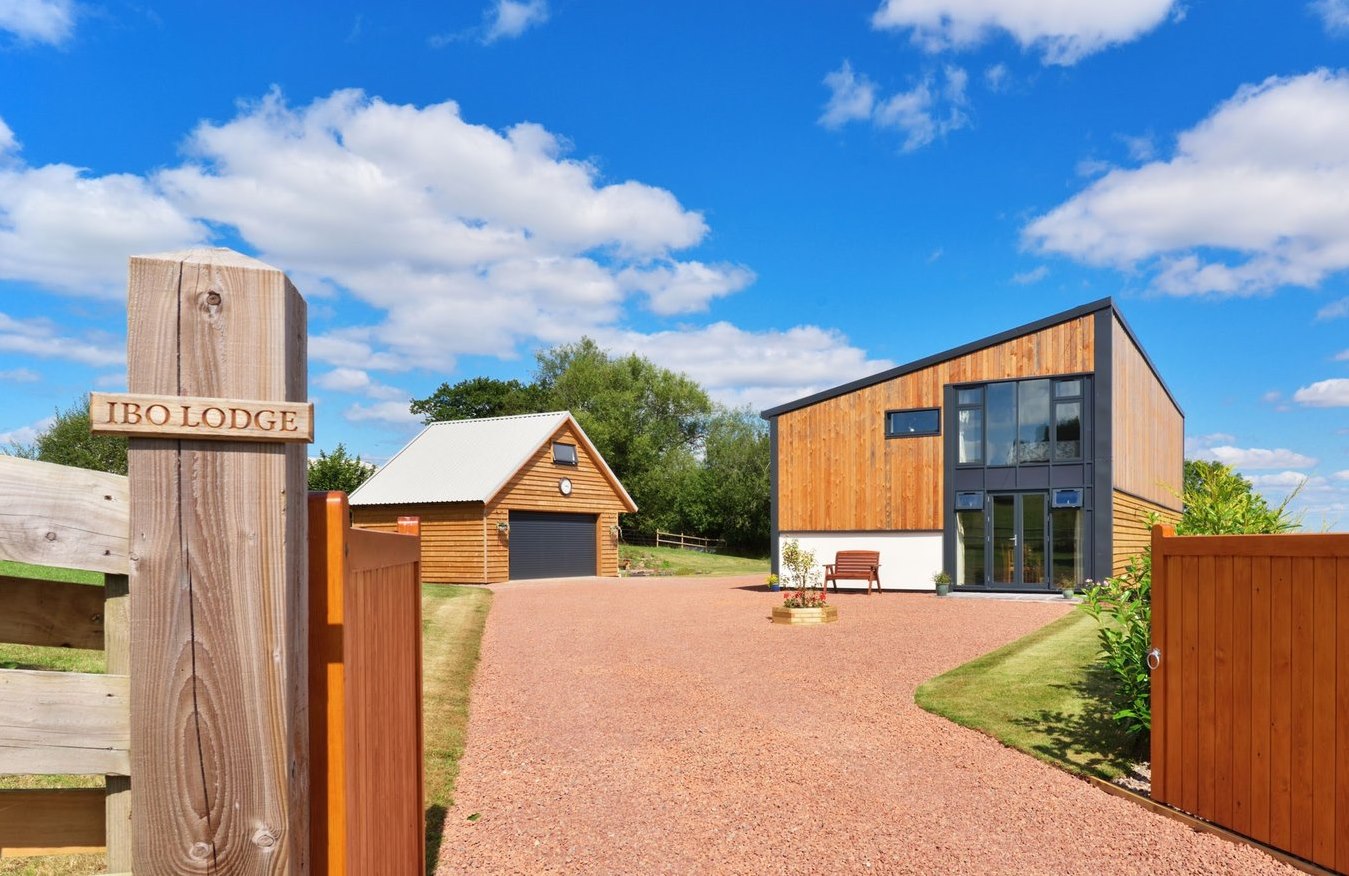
777;532;943;592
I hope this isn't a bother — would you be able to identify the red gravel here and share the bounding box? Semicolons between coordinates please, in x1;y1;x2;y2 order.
438;576;1295;875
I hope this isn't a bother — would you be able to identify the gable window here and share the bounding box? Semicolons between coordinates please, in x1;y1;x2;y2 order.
552;442;578;465
885;408;940;438
955;375;1089;467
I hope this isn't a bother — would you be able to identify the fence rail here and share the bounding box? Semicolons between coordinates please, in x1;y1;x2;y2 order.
655;530;725;552
1150;523;1349;875
0;455;131;868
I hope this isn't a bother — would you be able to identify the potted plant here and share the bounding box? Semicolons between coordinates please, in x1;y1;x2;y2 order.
1058;575;1076;599
772;539;837;625
933;570;952;597
767;573;780;592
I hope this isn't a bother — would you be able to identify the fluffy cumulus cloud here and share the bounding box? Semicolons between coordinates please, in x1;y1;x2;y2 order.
0;414;55;447
0;0;74;44
1189;443;1318;470
870;0;1179;65
1317;296;1349;319
0;311;123;366
1293;378;1349;407
820;62;970;151
484;0;548;42
618;261;755;315
1026;70;1349;297
595;322;894;410
1312;0;1349;33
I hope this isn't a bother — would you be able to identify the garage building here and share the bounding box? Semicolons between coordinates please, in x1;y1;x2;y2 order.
349;411;637;583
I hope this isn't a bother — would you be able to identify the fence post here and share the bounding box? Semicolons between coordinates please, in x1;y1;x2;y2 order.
122;249;309;872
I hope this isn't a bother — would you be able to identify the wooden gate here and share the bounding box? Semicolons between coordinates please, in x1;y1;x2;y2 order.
309;491;424;876
1151;524;1349;874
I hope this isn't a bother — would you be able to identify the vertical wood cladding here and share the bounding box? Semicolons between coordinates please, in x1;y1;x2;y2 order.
1112;490;1181;574
1112;315;1184;511
776;315;1095;531
353;422;630;582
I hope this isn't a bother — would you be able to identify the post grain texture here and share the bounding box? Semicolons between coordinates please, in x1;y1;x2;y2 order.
126;249;308;873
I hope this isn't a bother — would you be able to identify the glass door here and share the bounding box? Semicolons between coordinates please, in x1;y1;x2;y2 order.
987;493;1049;589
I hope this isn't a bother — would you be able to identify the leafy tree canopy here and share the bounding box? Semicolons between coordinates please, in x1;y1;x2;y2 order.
308;443;376;494
1180;459;1300;535
409;376;548;423
7;397;128;475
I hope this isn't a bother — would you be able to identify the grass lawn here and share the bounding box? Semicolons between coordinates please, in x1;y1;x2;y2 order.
619;544;769;577
0;570;493;876
915;609;1141;781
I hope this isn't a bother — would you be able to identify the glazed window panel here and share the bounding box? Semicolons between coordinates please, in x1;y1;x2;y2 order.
956;509;986;585
553;442;578;465
957;408;984;464
985;382;1016;466
885;408;940;437
1016;379;1051;463
1051;507;1083;588
1054;401;1082;461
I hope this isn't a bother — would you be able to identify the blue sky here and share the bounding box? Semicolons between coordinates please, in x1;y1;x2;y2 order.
1;0;1347;526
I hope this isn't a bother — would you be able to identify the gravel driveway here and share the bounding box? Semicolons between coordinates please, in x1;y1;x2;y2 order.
439;576;1294;875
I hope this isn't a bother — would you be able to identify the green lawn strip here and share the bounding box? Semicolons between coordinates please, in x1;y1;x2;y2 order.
915;610;1139;781
421;584;492;872
619;544;769;576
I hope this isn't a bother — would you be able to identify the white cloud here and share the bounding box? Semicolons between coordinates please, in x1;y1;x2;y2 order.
1333;470;1349;481
1317;296;1349;319
983;63;1009;91
1333;349;1349;362
1185;432;1237;453
0;311;123;366
0;116;206;297
618;261;755;315
821;63;971;151
593;322;894;411
342;400;420;425
1191;444;1318;470
1311;0;1349;33
0;415;54;447
870;0;1179;65
1246;471;1317;490
0;366;38;382
1293;377;1349;407
1026;70;1349;297
820;62;877;128
483;0;548;43
314;367;407;401
1011;265;1048;285
0;0;74;44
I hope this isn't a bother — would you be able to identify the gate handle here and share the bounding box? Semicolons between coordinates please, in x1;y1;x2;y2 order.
1147;647;1162;671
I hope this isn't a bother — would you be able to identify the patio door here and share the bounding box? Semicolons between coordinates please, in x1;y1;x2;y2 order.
989;493;1048;588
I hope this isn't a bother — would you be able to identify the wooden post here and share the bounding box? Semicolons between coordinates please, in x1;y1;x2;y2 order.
125;248;308;872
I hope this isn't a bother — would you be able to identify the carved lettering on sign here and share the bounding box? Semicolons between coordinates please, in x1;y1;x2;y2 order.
89;392;314;443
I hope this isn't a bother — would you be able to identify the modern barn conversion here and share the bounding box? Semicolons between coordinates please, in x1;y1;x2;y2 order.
761;298;1183;592
349;411;636;583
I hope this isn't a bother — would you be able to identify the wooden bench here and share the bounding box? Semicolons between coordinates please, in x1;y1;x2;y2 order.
824;550;882;594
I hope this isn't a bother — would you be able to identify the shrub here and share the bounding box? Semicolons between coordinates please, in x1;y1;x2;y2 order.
780;539;825;608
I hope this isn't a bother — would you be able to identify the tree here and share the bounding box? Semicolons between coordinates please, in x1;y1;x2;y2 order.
409;376;547;423
1180;459;1300;535
308;443;375;493
686;407;770;553
7;397;128;475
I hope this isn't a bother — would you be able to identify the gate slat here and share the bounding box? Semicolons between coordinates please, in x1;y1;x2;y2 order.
1165;553;1183;805
1214;554;1234;826
1197;555;1216;817
1251;555;1272;844
1150;531;1169;802
1337;557;1349;875
1289;557;1315;860
1232;555;1253;836
1311;556;1336;867
1182;555;1199;814
1269;557;1292;852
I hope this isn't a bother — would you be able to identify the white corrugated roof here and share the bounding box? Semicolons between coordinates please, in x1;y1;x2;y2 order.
348;411;634;508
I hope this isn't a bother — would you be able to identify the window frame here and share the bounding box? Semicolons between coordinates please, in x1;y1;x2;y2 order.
552;442;579;466
884;407;942;439
953;374;1090;468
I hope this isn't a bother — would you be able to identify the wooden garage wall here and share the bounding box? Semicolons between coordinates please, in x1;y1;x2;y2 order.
1112;490;1181;574
1112;314;1184;512
352;503;489;584
776;315;1096;532
486;422;631;578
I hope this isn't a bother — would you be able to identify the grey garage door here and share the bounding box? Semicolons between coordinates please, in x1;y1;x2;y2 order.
508;511;598;579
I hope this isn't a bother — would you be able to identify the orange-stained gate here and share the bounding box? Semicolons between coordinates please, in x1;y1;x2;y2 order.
309;491;424;875
1150;524;1349;874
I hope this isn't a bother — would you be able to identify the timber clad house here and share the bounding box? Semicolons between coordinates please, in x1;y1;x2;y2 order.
349;412;636;583
761;298;1184;592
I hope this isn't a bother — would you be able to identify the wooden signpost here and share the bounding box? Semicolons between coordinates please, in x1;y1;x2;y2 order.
117;248;311;873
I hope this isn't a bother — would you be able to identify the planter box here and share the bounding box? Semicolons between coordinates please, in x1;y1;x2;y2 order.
771;605;839;625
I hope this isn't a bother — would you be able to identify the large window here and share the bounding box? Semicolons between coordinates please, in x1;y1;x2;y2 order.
955;376;1087;466
552;442;578;465
885;408;940;437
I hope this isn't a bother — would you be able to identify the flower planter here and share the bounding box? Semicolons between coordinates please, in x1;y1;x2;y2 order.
771;605;839;625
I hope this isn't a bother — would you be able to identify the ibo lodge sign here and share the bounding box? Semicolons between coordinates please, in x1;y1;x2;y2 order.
90;392;314;443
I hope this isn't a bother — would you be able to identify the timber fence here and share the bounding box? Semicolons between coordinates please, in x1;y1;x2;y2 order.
618;529;726;552
0;249;425;874
1150;523;1349;874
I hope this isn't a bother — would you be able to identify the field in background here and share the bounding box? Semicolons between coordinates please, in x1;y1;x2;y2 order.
619;545;768;577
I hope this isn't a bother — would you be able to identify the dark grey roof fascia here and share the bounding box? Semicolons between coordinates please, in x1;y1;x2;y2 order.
759;297;1183;420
